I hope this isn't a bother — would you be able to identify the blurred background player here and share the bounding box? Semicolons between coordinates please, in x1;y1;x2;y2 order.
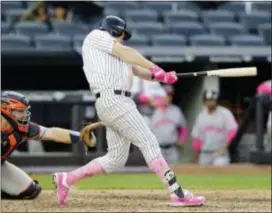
191;90;238;166
131;73;166;128
151;85;189;164
256;80;271;151
1;91;99;200
229;79;272;159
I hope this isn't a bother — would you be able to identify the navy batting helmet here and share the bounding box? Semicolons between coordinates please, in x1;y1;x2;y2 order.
203;90;219;101
99;15;131;40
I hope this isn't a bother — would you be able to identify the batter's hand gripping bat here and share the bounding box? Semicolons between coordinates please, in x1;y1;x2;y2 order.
176;67;257;78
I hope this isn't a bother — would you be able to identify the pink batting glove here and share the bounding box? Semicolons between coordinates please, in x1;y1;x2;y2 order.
150;66;167;82
165;71;178;84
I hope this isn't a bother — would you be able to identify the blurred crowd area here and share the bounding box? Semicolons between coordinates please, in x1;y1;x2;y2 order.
1;1;271;50
2;1;270;24
2;2;70;24
1;1;103;26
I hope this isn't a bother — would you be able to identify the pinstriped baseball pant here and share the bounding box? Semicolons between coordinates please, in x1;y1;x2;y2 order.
95;92;162;173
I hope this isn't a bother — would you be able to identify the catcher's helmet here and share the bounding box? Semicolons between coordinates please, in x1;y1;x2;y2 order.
99;15;131;40
1;91;31;132
203;90;219;101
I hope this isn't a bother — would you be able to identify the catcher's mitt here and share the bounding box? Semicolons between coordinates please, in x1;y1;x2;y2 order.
80;121;104;154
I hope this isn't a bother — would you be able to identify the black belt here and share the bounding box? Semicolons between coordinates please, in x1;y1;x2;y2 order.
95;90;132;99
160;144;176;149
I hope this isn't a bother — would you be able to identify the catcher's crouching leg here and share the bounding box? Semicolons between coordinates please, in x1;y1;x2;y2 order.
1;180;41;200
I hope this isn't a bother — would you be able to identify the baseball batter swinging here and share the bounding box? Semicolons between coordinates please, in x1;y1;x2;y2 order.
53;15;205;207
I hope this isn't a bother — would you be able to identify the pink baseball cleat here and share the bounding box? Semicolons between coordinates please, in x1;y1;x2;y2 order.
52;172;70;205
170;189;206;207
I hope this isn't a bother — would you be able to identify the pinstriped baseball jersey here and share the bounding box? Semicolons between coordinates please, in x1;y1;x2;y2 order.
151;105;187;145
82;29;133;94
192;106;238;152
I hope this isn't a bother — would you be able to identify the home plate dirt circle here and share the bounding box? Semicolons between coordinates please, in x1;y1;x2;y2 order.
1;189;271;212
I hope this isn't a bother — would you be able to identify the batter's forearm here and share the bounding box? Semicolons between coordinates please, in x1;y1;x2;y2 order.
113;45;155;69
41;127;80;144
132;66;153;81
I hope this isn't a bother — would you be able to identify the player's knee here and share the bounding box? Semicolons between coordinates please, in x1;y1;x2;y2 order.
101;153;128;173
109;154;128;171
138;134;161;160
1;180;41;200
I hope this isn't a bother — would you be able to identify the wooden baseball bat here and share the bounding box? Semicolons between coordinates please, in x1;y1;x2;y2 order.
176;67;257;78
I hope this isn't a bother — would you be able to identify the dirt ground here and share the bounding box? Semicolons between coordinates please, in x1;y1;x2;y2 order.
1;164;271;212
1;189;271;212
172;163;271;174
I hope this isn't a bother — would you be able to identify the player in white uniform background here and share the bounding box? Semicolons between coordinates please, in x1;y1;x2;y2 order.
151;85;188;164
53;16;205;207
130;75;166;128
192;90;238;165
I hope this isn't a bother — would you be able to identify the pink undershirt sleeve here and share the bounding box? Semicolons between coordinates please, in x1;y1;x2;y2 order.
179;127;189;142
192;138;202;151
257;82;272;95
225;129;237;145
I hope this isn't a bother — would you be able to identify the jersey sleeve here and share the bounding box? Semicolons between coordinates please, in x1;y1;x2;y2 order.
177;108;187;127
26;122;47;140
177;108;189;142
223;109;238;144
89;30;115;54
224;109;238;132
26;122;41;139
191;114;201;139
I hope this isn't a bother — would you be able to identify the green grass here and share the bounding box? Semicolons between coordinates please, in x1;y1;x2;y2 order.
31;173;271;190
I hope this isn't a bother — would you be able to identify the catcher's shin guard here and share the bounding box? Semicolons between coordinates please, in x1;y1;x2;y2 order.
1;180;41;200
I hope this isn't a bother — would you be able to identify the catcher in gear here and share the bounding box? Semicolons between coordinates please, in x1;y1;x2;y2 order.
1;91;103;200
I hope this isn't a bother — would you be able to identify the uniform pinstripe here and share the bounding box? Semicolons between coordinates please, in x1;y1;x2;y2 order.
82;29;162;173
82;30;133;93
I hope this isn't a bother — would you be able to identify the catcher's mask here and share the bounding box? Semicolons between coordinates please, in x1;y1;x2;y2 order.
1;91;31;132
99;15;131;41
